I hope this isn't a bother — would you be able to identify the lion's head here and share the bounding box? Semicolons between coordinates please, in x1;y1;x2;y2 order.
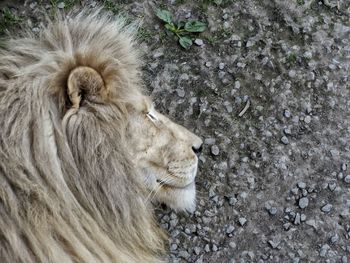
0;9;201;263
126;97;203;212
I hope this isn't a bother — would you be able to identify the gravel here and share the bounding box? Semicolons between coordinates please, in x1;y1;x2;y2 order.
298;197;309;209
2;0;350;262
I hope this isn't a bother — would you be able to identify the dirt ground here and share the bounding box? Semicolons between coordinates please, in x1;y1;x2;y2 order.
1;0;349;262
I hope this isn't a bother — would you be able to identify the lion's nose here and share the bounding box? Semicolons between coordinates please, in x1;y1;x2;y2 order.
192;144;203;157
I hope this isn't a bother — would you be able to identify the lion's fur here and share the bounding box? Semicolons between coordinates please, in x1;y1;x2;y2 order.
0;10;166;263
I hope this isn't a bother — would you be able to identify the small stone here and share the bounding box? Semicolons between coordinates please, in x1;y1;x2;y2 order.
234;81;241;89
222;13;228;20
344;175;350;183
229;197;237;206
194;39;204;46
205;62;212;67
178;250;190;259
300;214;306;221
342;256;348;263
239;217;247;226
284;110;291;118
269;207;278;215
218;63;225;70
294;213;301;225
212;244;218;252
288;70;296;78
281;136;289;145
306;219;317;229
328;182;336;191
298;197;309;209
320;244;330;257
226;225;235;234
283;223;291;230
342;163;347;171
57;2;65;8
194;247;201;255
297;182;306;189
204;244;210;252
303;51;312;59
229;242;236;249
170;243;178;250
211;145;220;156
304;115;311;124
330;149;339;157
321;204;333;213
268;239;280;249
176;89;185;97
330;234;339;244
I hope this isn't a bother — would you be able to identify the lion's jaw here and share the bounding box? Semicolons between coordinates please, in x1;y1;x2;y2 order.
126;100;203;212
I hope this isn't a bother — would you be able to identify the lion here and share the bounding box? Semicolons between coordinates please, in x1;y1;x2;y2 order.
0;9;203;263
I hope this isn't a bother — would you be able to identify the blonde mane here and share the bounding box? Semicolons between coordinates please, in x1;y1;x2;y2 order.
0;9;166;262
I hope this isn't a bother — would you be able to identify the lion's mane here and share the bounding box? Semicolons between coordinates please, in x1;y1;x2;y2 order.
0;10;165;263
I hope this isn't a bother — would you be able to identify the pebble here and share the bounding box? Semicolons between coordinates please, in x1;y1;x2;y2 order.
194;39;204;46
288;70;296;78
204;244;210;252
300;214;306;221
298;197;309;209
297;182;306;189
176;89;185;97
344;175;350;183
294;213;301;225
281;136;289;145
321;204;332;213
269;207;278;215
304;115;311;123
330;234;339;244
211;145;220;156
229;242;237;249
212;244;218;252
342;163;347;171
238;217;247;226
328;182;336;191
194;247;202;255
57;2;65;9
205;62;212;67
320;244;330;257
218;63;225;70
284;110;291;118
226;225;235;234
178;250;190;259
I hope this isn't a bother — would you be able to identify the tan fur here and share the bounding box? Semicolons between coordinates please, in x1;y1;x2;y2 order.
0;8;202;263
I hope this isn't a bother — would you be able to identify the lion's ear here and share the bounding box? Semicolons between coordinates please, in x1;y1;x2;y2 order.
67;66;105;109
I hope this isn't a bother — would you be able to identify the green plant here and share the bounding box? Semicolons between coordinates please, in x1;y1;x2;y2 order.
0;8;21;35
156;9;206;49
297;0;305;5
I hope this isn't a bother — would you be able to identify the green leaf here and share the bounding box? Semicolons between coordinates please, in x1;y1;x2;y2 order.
156;9;172;24
165;23;175;32
179;37;192;49
184;21;207;32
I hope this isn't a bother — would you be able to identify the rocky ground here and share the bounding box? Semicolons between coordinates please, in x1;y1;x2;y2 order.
1;0;350;262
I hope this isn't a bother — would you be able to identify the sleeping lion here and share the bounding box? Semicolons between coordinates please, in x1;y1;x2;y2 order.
0;9;202;263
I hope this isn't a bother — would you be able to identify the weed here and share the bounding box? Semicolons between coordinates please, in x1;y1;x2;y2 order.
0;8;21;35
297;0;305;5
156;9;207;49
286;53;297;64
103;0;121;15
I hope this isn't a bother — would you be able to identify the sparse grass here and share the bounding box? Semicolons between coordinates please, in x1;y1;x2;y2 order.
0;8;21;35
297;0;305;5
137;28;153;42
286;53;297;64
103;0;122;15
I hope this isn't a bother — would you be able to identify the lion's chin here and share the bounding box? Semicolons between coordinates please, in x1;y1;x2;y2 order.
155;182;196;213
